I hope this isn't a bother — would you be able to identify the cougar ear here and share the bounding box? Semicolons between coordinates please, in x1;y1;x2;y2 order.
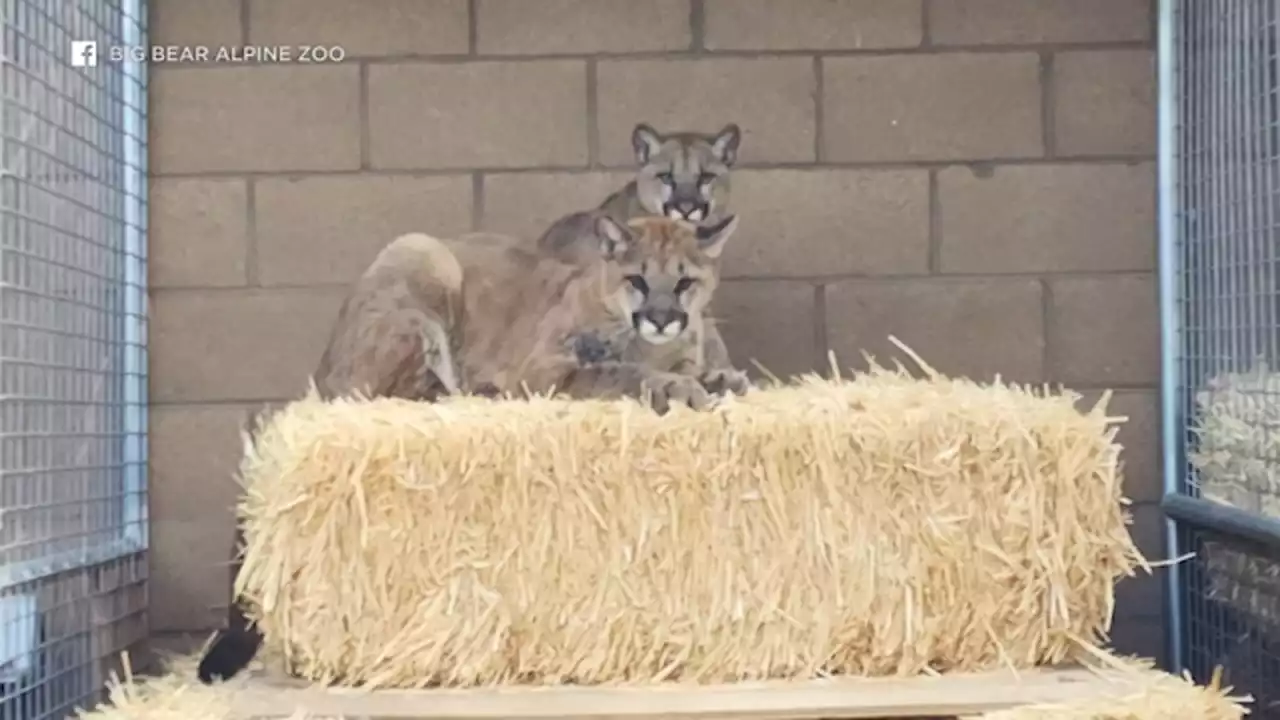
710;123;742;167
694;214;739;259
595;215;631;259
631;123;663;165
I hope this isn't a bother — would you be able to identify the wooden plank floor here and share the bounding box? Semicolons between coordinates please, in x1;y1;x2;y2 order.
229;665;1172;719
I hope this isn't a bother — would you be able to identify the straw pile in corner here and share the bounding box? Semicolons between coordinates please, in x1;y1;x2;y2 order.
1189;364;1280;629
70;649;338;720
234;357;1150;689
971;663;1250;719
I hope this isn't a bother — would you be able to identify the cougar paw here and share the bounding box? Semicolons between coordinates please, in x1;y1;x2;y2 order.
569;332;614;365
643;373;714;414
700;368;751;397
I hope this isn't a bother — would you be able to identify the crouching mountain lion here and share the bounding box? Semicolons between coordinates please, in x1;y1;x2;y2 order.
313;211;742;413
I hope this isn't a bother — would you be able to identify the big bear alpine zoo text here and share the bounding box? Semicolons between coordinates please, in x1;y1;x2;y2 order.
100;44;348;64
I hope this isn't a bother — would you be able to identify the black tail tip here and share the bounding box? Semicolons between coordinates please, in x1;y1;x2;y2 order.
196;630;262;684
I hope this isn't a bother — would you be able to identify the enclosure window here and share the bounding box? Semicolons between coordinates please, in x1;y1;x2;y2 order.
0;1;150;717
1163;0;1280;712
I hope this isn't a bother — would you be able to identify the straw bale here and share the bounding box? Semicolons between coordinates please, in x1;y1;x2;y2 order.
1188;364;1280;629
234;356;1151;689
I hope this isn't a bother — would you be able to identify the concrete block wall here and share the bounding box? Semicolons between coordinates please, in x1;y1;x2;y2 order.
146;0;1165;662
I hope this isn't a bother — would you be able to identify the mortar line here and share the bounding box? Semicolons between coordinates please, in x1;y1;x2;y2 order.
813;283;830;376
471;172;485;231
586;59;600;167
245;177;259;287
152;40;1155;68
239;0;250;44
1040;277;1055;384
467;0;479;54
812;56;825;162
358;61;371;169
153;269;1157;291
919;0;932;47
150;154;1155;180
927;169;940;273
689;0;705;51
1040;51;1057;158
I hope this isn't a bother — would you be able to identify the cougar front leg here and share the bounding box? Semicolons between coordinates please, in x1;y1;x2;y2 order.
559;361;715;415
697;322;751;397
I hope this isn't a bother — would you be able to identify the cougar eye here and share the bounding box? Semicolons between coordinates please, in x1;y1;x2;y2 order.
697;172;716;186
656;172;675;186
625;275;649;293
674;277;695;294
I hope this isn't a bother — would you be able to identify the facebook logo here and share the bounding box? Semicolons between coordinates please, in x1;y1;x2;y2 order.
70;41;97;67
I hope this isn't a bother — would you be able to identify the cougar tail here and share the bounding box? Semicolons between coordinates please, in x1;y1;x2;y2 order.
196;603;262;684
198;515;263;685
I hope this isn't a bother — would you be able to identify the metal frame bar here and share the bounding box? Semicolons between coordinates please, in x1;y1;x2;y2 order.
1164;494;1280;555
120;0;149;553
1156;0;1186;674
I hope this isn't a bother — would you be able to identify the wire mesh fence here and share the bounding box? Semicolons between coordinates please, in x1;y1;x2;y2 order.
1;0;149;718
1162;0;1280;715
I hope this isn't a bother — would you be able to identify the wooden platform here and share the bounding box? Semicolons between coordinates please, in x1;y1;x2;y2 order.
229;665;1173;719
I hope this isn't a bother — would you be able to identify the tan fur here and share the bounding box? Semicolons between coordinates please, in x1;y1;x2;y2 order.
569;215;750;397
313;215;741;413
536;122;744;376
312;232;464;402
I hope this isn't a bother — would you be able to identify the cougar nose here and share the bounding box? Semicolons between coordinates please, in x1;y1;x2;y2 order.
646;308;685;333
674;200;706;221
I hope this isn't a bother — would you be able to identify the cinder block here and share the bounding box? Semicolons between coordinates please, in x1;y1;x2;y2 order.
1054;50;1156;157
150;287;347;403
1048;274;1159;387
822;54;1042;162
149;402;268;630
368;61;589;169
150;519;237;631
929;0;1151;45
1110;504;1168;667
703;0;921;50
938;163;1156;274
480;171;632;239
477;0;690;54
255;174;474;286
149;404;253;525
150;0;242;49
1074;389;1161;504
825;278;1045;384
595;58;816;165
723;169;929;278
1108;611;1166;668
248;0;469;56
712;280;820;379
149;179;248;288
150;66;361;174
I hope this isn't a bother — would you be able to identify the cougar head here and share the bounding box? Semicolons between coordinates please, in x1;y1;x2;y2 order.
593;213;739;346
630;123;741;225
